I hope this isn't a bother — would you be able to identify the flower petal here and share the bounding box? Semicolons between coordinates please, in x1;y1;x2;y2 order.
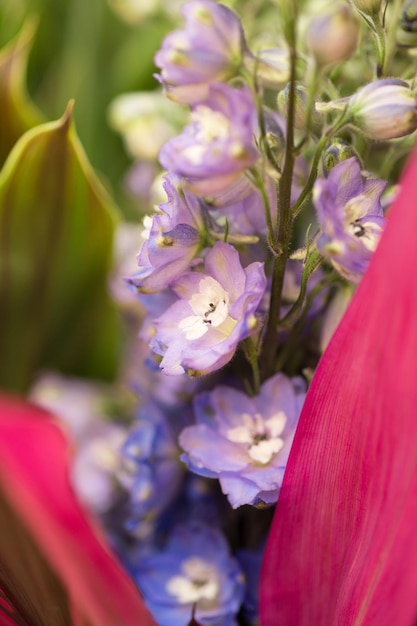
261;148;417;626
0;395;156;626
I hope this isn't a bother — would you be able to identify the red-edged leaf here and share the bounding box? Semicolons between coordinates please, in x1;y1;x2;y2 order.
0;395;156;626
260;148;417;626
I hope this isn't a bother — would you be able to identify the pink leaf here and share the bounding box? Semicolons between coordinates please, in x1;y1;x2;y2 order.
0;395;156;626
260;148;417;626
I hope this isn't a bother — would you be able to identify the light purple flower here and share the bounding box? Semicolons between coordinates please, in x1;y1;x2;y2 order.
151;241;266;376
126;175;205;293
179;373;306;508
313;157;386;282
154;0;247;104
159;83;259;196
209;175;277;236
134;522;245;626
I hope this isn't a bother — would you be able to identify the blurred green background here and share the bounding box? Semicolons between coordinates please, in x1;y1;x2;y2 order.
0;0;173;216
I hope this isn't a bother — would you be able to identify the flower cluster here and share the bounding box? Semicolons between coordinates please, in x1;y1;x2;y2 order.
29;1;417;625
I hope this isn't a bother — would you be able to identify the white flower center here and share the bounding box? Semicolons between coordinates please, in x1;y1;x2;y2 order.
227;411;287;465
192;106;231;143
348;218;383;251
179;276;236;340
182;108;232;165
166;557;220;605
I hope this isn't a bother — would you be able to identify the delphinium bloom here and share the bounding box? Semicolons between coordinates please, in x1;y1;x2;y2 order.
179;373;305;508
237;543;265;626
154;0;248;104
207;174;277;238
150;241;266;375
134;521;245;626
120;401;183;528
127;174;206;293
159;82;259;195
313;156;386;282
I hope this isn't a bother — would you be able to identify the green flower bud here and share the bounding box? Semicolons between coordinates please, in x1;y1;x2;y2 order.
320;140;361;176
306;4;360;67
349;0;382;15
397;0;417;48
349;79;417;140
277;82;320;130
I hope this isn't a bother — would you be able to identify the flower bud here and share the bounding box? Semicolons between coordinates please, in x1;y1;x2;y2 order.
306;4;359;67
320;140;361;176
397;0;417;48
108;91;185;160
244;48;290;89
277;82;320;130
349;0;382;15
348;79;417;140
263;108;286;158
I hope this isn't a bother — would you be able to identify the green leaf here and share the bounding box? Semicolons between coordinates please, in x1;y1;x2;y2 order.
0;18;44;168
0;102;121;393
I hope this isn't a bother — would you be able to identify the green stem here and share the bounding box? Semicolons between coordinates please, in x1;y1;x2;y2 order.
291;134;329;217
295;62;322;152
260;21;297;380
383;0;404;75
278;249;323;330
373;19;386;78
242;337;261;395
291;110;350;218
251;168;277;251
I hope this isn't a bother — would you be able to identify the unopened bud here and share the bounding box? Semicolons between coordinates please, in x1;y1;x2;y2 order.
277;82;320;130
263;109;286;158
349;0;382;15
320;140;361;176
348;79;417;140
397;0;417;48
306;4;360;67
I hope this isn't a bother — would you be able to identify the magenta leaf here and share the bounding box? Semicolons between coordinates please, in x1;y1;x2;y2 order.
0;395;156;626
260;148;417;626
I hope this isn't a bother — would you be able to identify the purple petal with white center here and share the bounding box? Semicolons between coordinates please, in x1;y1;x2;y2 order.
179;424;250;472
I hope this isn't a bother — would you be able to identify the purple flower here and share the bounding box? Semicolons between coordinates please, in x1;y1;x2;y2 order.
159;83;259;196
210;175;277;236
313;157;386;282
151;242;266;376
127;175;204;293
179;373;306;508
134;522;245;626
154;0;247;104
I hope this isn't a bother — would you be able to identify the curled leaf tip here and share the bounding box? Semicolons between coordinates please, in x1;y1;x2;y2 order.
60;100;75;130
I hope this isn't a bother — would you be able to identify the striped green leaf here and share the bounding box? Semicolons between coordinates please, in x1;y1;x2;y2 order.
0;102;120;392
0;19;44;168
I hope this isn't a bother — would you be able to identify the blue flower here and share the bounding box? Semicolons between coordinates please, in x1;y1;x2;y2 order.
179;373;305;508
134;522;245;626
120;402;182;524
